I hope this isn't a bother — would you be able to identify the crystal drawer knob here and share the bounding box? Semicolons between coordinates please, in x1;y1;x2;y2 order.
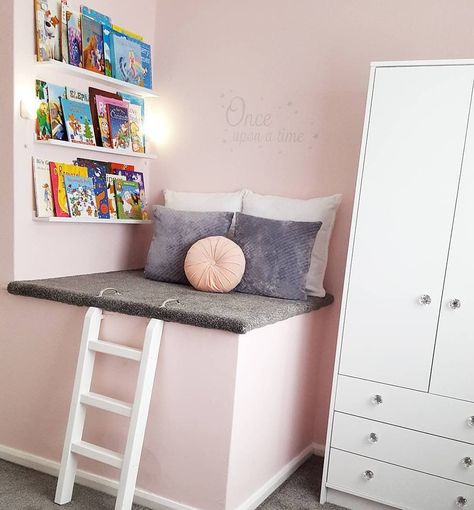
467;416;474;428
368;432;379;444
456;496;468;508
362;470;375;481
449;298;462;310
371;394;383;406
419;294;432;305
462;457;473;468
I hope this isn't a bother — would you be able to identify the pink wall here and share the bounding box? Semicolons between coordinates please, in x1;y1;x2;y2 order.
152;0;474;446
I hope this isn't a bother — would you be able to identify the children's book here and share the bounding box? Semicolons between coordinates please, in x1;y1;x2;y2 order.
49;162;88;217
67;10;82;67
128;103;145;153
137;40;152;89
61;98;96;145
35;0;61;62
111;24;143;41
115;179;143;220
111;164;147;219
66;87;89;103
47;83;67;140
81;7;112;76
107;103;130;150
75;158;110;219
120;92;146;150
111;33;146;87
60;0;69;63
106;174;125;219
89;88;121;146
95;95;126;148
35;80;52;140
33;158;54;217
81;15;104;74
64;175;97;218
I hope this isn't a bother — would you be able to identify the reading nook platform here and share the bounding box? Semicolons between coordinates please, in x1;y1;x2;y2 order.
6;271;333;510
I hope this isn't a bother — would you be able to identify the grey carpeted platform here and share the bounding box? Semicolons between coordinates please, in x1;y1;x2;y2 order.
7;270;333;334
0;456;345;509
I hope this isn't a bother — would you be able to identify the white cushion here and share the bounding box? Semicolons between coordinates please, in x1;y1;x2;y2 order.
242;190;342;297
164;189;244;212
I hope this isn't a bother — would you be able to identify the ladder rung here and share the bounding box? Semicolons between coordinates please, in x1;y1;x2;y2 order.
88;340;142;361
71;440;123;469
80;392;132;417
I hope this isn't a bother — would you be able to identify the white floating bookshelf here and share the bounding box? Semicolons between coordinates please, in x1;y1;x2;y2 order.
35;139;157;160
34;216;152;225
36;59;159;98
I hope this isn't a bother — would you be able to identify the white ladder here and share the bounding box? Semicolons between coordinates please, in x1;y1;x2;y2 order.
55;307;164;510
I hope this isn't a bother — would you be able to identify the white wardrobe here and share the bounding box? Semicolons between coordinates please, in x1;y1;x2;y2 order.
322;60;474;510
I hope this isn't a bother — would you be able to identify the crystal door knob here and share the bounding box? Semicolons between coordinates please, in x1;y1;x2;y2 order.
368;432;379;444
449;299;462;310
456;496;468;508
467;416;474;428
370;394;383;406
362;470;375;481
418;294;432;305
462;457;473;468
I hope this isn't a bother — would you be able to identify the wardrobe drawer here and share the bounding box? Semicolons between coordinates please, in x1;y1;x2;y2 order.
327;449;474;510
332;412;474;485
335;375;474;444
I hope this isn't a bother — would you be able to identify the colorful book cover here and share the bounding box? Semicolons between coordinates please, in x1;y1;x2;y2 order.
107;103;130;150
64;175;98;218
75;158;110;219
137;40;152;89
128;103;145;153
120;92;146;150
47;83;67;140
66;87;89;103
35;80;52;140
61;98;96;145
49;162;88;217
95;96;126;148
81;15;105;74
111;24;143;41
35;0;61;62
111;164;147;219
115;179;142;220
67;10;82;67
106;174;125;219
111;33;146;86
60;0;69;63
81;7;112;76
33;158;54;217
89;88;121;146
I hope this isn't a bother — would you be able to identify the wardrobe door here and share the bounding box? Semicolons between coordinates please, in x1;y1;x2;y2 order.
339;65;474;390
430;94;474;402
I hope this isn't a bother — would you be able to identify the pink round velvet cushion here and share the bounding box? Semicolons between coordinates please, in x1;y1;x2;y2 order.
184;236;246;293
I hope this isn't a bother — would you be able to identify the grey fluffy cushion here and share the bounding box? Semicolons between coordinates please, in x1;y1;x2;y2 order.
234;212;322;300
145;206;234;284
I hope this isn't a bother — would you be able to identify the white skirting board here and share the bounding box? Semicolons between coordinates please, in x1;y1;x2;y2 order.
0;443;324;510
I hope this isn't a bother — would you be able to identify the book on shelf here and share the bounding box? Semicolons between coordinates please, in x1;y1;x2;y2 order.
81;7;112;76
107;102;131;150
33;158;55;217
34;0;61;62
35;80;52;140
61;98;96;145
94;95;126;148
128;103;145;153
64;174;98;218
67;10;82;67
81;14;105;74
88;88;121;147
111;164;147;219
47;83;67;141
111;32;147;88
49;162;88;217
75;158;110;219
60;0;70;64
106;173;125;220
115;179;143;220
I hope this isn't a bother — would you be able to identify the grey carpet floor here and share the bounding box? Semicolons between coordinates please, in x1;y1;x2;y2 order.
0;455;345;509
